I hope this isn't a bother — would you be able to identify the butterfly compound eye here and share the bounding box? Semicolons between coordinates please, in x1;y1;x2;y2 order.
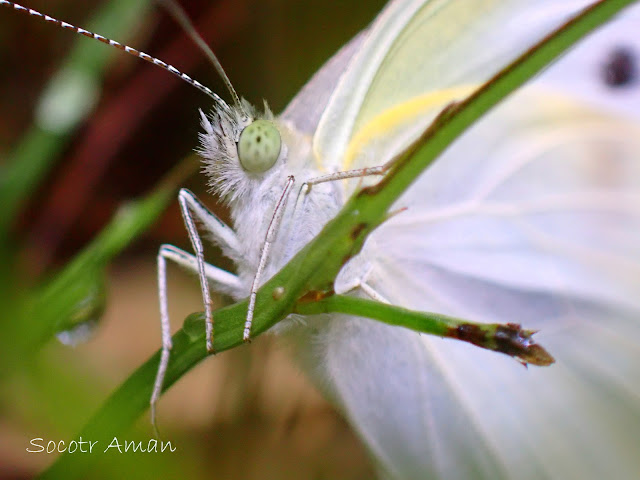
237;119;282;173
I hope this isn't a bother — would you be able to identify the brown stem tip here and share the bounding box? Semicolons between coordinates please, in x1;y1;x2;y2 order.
449;322;555;367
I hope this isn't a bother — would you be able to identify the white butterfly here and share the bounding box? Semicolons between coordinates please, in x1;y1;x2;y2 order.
162;1;640;478
154;1;639;478
6;0;639;478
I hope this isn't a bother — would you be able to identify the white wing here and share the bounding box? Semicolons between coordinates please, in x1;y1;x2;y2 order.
284;3;640;479
313;0;597;173
306;90;640;479
280;31;367;135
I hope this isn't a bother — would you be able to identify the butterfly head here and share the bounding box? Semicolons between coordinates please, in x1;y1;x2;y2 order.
199;100;285;204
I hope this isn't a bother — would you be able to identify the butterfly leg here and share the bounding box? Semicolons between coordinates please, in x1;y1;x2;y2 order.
305;160;395;188
151;244;242;433
244;176;296;342
158;244;244;298
293;159;396;218
336;264;390;304
177;187;242;352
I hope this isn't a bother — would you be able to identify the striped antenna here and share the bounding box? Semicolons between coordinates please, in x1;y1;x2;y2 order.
158;0;246;118
0;0;231;113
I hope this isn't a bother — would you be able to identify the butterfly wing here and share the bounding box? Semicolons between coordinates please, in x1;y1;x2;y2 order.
302;91;640;479
281;1;640;479
336;92;640;478
281;31;367;135
312;0;597;174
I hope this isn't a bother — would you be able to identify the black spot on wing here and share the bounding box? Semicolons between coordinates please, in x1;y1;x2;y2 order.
602;47;636;88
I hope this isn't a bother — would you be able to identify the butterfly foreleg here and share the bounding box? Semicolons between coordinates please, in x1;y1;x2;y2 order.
177;188;242;353
244;176;296;342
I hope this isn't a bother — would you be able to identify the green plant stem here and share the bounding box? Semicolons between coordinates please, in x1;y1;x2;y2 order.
297;295;555;366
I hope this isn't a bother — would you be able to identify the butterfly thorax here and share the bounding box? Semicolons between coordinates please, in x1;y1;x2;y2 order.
199;103;343;298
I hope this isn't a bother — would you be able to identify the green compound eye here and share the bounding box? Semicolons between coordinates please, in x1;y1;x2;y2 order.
237;119;282;173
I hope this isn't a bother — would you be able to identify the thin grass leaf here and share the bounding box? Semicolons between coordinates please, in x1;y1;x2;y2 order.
19;155;198;352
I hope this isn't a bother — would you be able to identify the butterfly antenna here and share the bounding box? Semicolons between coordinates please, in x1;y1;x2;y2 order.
157;0;247;118
0;0;231;113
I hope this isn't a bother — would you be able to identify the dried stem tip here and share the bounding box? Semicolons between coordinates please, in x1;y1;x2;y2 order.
449;322;555;367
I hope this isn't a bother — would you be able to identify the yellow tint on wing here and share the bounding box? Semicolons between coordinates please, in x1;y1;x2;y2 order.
342;85;475;170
